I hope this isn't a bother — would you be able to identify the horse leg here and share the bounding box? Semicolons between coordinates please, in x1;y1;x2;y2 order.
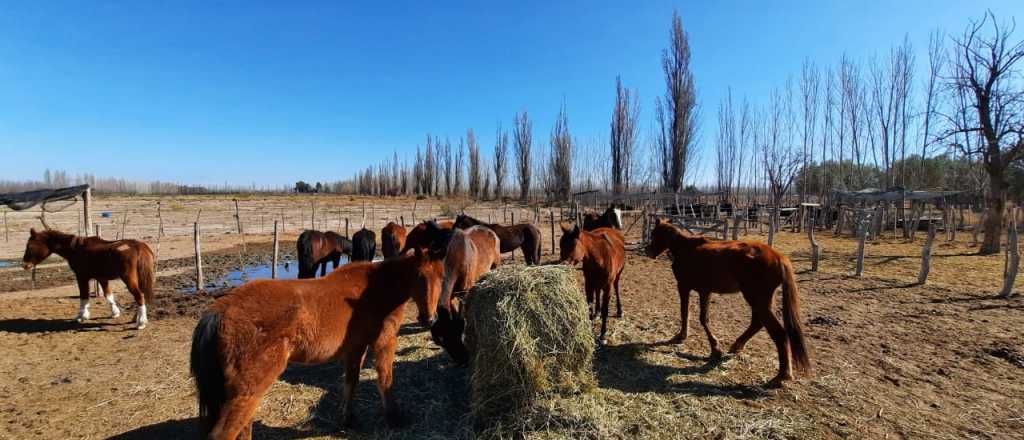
373;333;403;427
728;297;764;354
585;279;596;320
598;285;613;345
74;277;91;322
210;347;289;440
341;345;368;427
614;267;624;318
100;280;121;318
668;284;691;344
698;291;723;359
121;275;147;330
753;299;793;386
319;260;327;277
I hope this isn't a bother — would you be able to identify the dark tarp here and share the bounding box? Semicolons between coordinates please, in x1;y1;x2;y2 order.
832;187;964;204
0;184;89;211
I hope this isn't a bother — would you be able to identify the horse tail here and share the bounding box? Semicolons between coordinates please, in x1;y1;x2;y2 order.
780;257;812;376
191;310;225;437
297;231;315;278
137;244;156;306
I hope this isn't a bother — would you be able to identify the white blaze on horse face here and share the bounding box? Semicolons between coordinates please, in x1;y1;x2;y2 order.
613;208;623;229
106;293;121;318
76;298;91;322
135;304;148;330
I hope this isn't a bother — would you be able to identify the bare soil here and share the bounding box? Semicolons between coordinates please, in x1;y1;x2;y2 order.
0;196;1021;439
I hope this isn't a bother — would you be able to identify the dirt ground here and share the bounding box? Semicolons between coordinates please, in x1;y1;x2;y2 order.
0;195;1022;439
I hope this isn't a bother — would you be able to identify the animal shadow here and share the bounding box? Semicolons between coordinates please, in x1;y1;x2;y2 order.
596;342;767;399
0;318;118;334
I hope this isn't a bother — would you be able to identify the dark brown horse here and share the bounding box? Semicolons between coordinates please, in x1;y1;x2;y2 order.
22;228;155;329
351;228;377;262
582;205;623;231
399;220;453;255
427;224;501;364
453;214;541;265
559;223;625;344
381;222;407;259
190;248;445;438
296;230;352;279
645;218;811;386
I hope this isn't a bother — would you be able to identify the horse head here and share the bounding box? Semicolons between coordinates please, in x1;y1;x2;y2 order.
430;306;469;365
558;222;585;264
645;217;674;258
22;228;53;270
410;245;445;328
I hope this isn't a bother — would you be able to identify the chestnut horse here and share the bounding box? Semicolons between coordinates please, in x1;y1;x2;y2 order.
453;214;541;265
645;218;811;386
582;205;623;231
21;228;155;329
296;230;352;278
351;227;377;262
559;223;625;345
427;224;501;364
381;222;407;259
399;220;453;255
190;248;445;438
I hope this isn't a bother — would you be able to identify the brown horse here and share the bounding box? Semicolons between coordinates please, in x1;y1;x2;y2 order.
645;218;811;386
381;222;407;259
582;205;623;231
190;248;445;439
296;230;352;278
559;223;625;345
428;224;501;364
21;228;155;329
399;220;453;255
454;214;541;265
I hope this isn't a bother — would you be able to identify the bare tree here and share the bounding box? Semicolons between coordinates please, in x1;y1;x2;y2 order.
761;88;803;217
550;102;573;200
800;60;821;203
657;11;699;192
454;138;465;196
424;136;436;195
920;29;946;177
715;89;740;202
513;111;533;200
442;137;453;195
944;12;1024;254
494;123;509;199
467;129;481;199
611;76;640;194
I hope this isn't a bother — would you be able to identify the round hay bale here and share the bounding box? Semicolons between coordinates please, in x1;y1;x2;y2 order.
464;264;595;428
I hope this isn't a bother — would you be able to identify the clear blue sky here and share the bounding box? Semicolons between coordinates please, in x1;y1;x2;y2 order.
1;1;1021;188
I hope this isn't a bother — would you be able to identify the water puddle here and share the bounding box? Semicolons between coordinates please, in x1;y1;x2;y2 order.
178;256;367;293
0;260;15;268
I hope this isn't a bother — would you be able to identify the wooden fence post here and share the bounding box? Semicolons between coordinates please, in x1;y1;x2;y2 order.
157;200;164;237
767;208;776;247
510;212;516;262
119;211;128;240
83;186;92;240
345;218;350;238
1001;220;1019;298
272;221;280;279
2;208;7;242
234;199;243;234
194;222;204;292
92;224;101;294
808;211;820;272
549;210;556;255
918;221;937;284
855;213;868;277
311;201;317;230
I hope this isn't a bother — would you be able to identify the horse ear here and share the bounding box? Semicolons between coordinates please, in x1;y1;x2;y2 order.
654;217;664;226
29;228;37;237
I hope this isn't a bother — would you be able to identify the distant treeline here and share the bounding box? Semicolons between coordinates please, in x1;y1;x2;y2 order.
0;169;292;195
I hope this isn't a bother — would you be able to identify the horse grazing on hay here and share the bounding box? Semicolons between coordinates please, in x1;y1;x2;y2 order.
381;222;407;259
351;227;377;262
190;248;446;438
645;218;812;386
399;220;453;255
296;230;352;279
427;224;501;365
559;223;625;345
453;214;541;265
21;227;155;329
582;205;623;231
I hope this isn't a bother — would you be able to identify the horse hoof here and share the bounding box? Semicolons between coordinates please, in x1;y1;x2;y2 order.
111;312;121;319
766;374;793;388
136;323;147;330
667;334;686;344
76;317;86;323
709;350;725;361
615;312;623;318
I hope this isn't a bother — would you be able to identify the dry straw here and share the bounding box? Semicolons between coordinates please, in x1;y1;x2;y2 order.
464;264;596;431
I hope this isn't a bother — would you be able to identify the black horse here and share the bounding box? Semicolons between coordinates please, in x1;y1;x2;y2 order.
297;230;353;279
351;228;377;262
582;205;623;231
453;214;542;265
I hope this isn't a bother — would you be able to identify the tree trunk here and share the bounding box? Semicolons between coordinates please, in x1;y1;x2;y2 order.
980;173;1006;255
1001;221;1018;298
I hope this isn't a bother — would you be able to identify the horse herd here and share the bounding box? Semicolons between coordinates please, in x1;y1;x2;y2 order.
17;205;812;439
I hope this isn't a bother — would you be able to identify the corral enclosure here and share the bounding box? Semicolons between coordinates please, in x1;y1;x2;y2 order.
0;194;1021;439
